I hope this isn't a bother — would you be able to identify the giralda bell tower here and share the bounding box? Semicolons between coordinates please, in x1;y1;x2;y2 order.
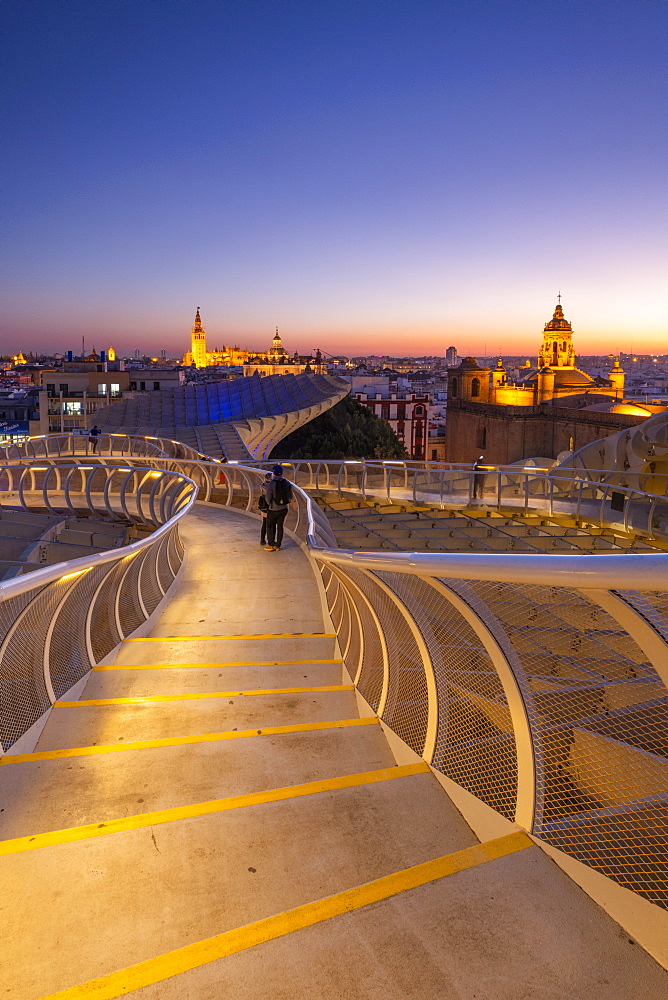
191;307;207;368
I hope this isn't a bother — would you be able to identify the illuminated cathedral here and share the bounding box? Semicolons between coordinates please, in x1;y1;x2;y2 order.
449;300;625;408
181;307;251;368
182;308;325;375
445;300;630;465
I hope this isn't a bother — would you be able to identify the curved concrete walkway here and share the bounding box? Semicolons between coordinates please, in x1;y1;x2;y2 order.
1;504;666;999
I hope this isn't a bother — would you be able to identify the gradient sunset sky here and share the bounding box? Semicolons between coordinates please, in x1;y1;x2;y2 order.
2;0;666;358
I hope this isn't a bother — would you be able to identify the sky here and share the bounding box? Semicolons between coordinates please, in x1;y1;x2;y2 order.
2;0;666;358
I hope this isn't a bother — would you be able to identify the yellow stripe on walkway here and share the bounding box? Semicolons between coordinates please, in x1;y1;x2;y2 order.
56;685;354;707
0;718;378;765
93;659;343;671
0;763;428;857
36;832;532;1000
124;632;336;641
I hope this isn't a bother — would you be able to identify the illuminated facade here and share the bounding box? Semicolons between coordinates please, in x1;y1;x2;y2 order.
445;301;636;464
449;302;626;409
182;308;326;375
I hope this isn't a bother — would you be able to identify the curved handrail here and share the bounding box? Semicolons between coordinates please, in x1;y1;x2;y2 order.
0;433;205;462
0;464;197;600
18;454;662;589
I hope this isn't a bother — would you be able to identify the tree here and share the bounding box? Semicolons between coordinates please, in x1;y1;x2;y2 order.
270;396;408;460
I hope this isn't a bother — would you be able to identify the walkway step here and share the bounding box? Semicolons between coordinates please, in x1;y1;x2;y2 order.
57;684;354;706
84;662;345;697
33;834;533;1000
33;689;360;750
112;635;339;665
0;723;395;840
1;763;430;856
1;770;476;999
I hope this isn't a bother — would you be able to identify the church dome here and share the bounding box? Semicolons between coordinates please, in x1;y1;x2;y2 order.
519;367;594;388
544;303;572;332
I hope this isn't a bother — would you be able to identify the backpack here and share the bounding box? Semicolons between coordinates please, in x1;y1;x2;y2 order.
258;493;269;512
272;478;293;506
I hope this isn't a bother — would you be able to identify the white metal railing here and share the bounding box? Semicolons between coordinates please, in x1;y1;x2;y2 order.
0;439;666;909
0;462;197;754
0;433;205;462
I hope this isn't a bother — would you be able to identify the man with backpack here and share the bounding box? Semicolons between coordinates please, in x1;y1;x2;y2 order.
258;472;273;546
264;464;293;551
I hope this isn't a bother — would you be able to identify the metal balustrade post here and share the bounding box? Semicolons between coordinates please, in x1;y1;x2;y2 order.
583;588;668;688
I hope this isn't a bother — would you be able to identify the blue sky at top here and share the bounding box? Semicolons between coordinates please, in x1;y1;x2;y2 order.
2;0;666;357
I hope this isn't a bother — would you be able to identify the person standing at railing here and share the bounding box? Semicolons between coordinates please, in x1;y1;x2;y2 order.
264;464;293;551
258;472;273;546
473;455;486;499
89;425;101;454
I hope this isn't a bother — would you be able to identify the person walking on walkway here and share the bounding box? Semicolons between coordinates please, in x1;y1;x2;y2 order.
258;472;273;546
89;425;101;454
264;464;293;551
472;455;486;499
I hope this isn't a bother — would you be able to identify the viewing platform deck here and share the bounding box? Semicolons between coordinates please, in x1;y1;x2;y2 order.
2;503;666;999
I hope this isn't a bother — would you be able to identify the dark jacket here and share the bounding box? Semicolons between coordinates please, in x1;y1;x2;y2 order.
265;476;293;512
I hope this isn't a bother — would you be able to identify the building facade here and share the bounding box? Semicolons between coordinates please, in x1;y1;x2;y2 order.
354;391;429;460
445;301;637;464
37;360;184;433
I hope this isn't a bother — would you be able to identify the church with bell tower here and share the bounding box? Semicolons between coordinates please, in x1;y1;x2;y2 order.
181;308;326;374
537;298;576;368
445;298;633;464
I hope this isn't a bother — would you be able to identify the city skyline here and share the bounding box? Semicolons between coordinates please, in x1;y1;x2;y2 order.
2;1;666;357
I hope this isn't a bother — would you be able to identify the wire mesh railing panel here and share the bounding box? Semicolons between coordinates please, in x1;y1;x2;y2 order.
337;585;352;663
138;544;164;616
345;596;362;681
155;533;174;594
618;590;668;644
173;524;185;561
537;801;668;907
337;566;385;710
167;526;183;577
89;562;127;662
370;571;430;755
116;551;150;637
328;574;345;634
48;567;107;699
456;577;668;905
0;582;69;750
410;575;518;818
